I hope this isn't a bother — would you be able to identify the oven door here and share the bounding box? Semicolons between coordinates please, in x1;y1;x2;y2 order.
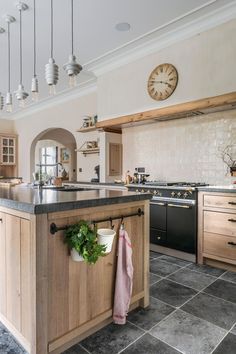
150;201;167;246
166;202;196;254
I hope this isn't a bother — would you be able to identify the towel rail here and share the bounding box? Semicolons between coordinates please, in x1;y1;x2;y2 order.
50;208;144;235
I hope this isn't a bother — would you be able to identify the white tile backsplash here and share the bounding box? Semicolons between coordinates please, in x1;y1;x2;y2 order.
123;110;236;185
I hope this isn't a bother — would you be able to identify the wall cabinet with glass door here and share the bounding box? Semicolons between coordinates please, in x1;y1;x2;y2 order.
0;134;17;177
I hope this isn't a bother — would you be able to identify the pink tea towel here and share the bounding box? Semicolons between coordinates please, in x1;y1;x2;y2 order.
113;227;134;325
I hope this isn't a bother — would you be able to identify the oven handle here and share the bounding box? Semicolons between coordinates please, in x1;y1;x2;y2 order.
167;203;192;209
150;202;166;206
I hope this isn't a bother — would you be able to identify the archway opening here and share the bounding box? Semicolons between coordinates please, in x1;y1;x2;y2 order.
30;128;77;182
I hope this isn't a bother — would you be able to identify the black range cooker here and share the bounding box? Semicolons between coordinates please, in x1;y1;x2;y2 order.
128;182;208;255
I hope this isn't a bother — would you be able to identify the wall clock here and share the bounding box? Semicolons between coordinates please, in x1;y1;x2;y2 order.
147;63;178;101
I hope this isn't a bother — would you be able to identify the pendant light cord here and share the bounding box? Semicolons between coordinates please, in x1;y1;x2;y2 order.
71;0;74;55
51;0;53;58
19;9;22;85
33;0;36;77
7;22;10;92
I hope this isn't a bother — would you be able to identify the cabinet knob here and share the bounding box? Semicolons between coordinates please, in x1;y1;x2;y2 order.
0;218;2;223
157;236;161;240
228;201;236;205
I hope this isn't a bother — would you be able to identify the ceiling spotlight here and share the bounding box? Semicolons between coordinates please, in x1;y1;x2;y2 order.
15;2;29;108
45;0;59;95
4;15;16;113
115;22;131;32
63;0;82;88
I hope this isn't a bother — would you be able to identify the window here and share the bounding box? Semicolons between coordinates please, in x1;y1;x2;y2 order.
40;146;58;176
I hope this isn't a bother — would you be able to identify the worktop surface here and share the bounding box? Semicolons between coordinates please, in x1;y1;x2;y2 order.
0;185;151;214
197;185;236;193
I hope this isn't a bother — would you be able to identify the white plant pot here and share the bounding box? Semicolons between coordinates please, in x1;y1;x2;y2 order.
70;248;84;262
97;228;116;253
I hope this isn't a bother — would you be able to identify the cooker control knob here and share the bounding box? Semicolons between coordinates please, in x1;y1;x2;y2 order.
177;192;182;197
153;190;157;195
141;189;144;193
147;190;150;193
171;192;176;197
183;192;188;198
188;190;193;195
135;189;139;193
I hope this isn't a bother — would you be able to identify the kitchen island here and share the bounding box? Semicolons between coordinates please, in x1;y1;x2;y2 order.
0;185;151;354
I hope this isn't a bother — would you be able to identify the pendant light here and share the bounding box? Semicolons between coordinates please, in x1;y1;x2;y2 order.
45;0;59;95
31;0;39;101
15;2;29;108
0;28;5;110
63;0;82;87
4;15;15;113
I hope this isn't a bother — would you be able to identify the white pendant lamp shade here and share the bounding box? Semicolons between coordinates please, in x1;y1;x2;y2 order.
45;0;59;95
63;0;82;87
4;15;15;113
31;0;39;101
15;2;29;107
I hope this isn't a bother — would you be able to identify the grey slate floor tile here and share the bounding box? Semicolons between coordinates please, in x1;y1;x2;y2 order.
221;270;236;284
121;333;181;354
212;333;236;354
0;323;26;354
63;344;89;353
149;251;163;259
167;268;216;291
150;259;181;277
150;309;226;354
150;279;197;307
150;272;162;286
204;279;236;304
187;263;226;277
182;292;236;330
231;324;236;335
159;254;191;267
128;297;175;330
81;322;144;354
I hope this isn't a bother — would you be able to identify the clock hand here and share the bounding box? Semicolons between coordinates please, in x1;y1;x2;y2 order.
149;80;169;85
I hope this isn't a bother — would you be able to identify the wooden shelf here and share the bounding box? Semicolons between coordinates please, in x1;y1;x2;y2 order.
77;126;97;133
76;147;100;156
96;91;236;131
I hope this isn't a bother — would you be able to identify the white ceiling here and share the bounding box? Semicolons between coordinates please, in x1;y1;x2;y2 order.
0;0;235;118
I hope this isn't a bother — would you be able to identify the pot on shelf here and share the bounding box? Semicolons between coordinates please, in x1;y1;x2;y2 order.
97;228;116;254
70;248;84;262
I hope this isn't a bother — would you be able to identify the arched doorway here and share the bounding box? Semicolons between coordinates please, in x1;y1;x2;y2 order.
30;128;77;182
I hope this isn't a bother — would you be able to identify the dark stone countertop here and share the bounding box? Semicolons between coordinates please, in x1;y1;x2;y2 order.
0;185;151;215
197;186;236;193
65;181;126;186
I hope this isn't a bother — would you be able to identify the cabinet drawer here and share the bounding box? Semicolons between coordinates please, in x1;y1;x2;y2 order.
204;195;236;210
204;232;236;260
204;211;236;237
150;228;166;246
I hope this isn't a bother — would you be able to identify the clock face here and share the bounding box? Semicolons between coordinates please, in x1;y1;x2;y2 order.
147;63;178;101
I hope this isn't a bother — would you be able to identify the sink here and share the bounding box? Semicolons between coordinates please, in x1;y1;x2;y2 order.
42;186;96;192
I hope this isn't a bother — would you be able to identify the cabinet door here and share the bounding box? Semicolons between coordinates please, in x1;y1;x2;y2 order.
0;212;6;315
0;136;16;165
109;143;122;176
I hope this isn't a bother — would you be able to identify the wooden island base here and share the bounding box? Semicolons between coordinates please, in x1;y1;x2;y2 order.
0;199;149;354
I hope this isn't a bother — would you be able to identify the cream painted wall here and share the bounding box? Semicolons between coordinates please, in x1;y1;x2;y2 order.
97;19;236;120
0;119;15;134
14;92;98;182
123;110;236;185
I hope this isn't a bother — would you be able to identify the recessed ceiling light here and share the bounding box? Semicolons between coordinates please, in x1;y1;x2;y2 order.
115;22;131;32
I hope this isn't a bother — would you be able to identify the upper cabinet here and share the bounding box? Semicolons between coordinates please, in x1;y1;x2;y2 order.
0;134;18;177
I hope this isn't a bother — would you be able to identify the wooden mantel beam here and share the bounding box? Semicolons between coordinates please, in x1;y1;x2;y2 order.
96;91;236;130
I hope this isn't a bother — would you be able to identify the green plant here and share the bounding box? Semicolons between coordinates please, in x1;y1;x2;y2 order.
64;220;106;264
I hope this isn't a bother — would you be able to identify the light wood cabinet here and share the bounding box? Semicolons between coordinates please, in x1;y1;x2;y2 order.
0;134;18;177
198;192;236;269
109;143;122;176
